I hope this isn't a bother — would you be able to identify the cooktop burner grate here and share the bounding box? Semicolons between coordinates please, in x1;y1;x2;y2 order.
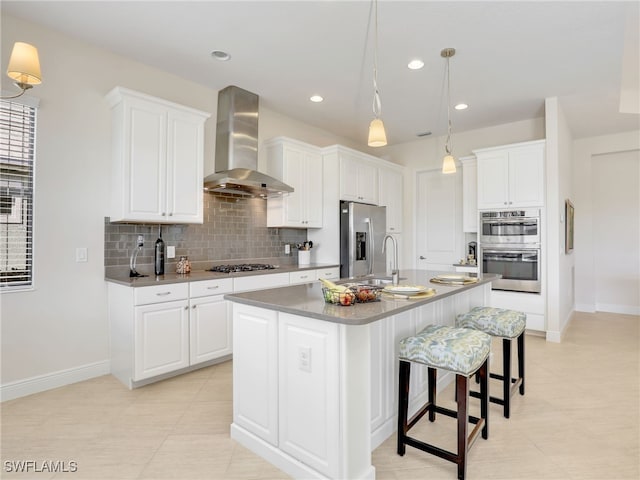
207;263;278;273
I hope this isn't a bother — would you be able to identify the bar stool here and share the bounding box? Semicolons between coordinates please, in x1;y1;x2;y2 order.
397;324;491;480
456;306;526;418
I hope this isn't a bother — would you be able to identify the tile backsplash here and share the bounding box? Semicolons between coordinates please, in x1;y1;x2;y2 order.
104;194;308;274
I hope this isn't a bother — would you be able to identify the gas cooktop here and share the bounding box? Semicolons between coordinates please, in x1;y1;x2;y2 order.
207;263;278;274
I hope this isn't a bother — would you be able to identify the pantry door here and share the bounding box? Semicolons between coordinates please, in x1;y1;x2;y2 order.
415;169;463;271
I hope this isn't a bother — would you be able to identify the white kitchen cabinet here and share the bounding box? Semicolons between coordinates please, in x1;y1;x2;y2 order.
289;270;316;285
233;272;290;292
189;278;234;365
339;149;379;205
460;156;478;232
265;138;323;228
106;87;210;224
378;165;403;233
315;267;340;281
134;298;190;380
475;140;545;210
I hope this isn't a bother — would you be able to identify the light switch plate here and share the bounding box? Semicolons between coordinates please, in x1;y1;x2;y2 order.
75;247;88;263
167;246;176;258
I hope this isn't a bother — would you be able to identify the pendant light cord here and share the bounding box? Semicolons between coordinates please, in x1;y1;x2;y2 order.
372;0;382;119
445;55;453;155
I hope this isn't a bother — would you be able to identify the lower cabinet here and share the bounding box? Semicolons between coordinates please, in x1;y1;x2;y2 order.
134;299;190;380
109;278;233;388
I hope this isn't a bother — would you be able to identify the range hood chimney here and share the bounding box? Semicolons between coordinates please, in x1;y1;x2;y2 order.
203;86;293;197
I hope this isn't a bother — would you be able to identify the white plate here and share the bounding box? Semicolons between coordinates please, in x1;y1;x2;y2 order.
434;274;470;281
383;285;429;295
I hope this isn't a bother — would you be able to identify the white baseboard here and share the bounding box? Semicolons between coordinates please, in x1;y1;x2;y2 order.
1;360;110;402
575;303;596;313
595;303;640;315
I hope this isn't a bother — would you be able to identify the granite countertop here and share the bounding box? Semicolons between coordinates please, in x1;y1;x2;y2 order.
225;270;499;326
105;263;340;287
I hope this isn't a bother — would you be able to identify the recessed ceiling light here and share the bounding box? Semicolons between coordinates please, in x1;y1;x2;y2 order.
454;103;468;110
211;50;231;61
408;59;424;70
310;95;324;103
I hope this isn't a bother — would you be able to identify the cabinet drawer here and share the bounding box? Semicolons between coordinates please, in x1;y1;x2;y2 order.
190;278;233;298
316;267;340;280
134;283;189;306
289;270;316;285
233;272;290;293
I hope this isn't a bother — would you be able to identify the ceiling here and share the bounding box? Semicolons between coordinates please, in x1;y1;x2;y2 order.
3;1;639;147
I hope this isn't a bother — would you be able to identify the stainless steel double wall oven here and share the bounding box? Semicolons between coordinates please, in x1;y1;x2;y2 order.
479;208;541;293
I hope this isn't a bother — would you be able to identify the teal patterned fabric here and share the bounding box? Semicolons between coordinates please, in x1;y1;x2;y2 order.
457;306;526;339
399;324;491;376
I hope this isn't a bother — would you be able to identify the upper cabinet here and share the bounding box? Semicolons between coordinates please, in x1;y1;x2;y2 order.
474;140;545;210
460;156;478;232
378;164;403;233
265;137;323;228
106;87;210;224
339;149;379;205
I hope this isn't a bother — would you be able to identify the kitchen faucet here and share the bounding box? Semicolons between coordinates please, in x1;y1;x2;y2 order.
382;234;399;286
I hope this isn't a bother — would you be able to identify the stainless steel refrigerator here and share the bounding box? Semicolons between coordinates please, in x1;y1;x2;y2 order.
340;201;387;278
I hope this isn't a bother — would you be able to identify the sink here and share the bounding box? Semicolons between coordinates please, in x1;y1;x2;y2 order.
336;276;407;287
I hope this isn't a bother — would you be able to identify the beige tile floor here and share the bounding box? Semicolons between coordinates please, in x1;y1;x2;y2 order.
1;311;638;479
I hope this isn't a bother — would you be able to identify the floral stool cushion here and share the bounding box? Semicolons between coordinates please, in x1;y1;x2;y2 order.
457;307;526;339
399;324;491;376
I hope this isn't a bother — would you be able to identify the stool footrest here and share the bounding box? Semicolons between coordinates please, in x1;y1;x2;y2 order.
469;377;523;406
403;417;485;465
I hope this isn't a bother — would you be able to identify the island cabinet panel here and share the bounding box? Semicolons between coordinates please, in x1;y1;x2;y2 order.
232;304;279;446
278;313;340;478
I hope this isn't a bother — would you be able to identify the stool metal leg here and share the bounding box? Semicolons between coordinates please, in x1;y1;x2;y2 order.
397;360;410;456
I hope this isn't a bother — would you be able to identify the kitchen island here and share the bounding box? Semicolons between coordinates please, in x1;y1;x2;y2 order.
225;270;497;480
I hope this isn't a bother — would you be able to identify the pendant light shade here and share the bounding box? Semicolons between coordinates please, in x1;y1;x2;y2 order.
442;154;457;174
368;118;387;147
441;48;456;174
367;0;387;147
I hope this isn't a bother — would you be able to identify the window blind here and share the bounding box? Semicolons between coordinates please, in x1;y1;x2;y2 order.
0;100;36;289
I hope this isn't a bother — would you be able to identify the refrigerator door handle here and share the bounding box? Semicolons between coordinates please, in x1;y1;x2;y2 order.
367;218;374;275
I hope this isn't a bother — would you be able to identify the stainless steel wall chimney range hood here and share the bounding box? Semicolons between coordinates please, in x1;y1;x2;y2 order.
203;86;294;197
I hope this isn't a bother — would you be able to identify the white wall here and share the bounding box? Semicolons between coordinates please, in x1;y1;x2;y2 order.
573;131;640;313
544;97;575;343
0;15;357;398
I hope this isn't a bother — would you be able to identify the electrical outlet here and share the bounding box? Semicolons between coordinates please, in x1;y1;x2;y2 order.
136;235;144;246
284;244;291;255
298;346;311;372
167;246;176;259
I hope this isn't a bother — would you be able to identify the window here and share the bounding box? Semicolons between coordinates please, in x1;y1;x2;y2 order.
0;99;37;289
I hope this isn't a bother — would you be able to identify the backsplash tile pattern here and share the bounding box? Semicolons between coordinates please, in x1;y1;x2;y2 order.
104;194;307;274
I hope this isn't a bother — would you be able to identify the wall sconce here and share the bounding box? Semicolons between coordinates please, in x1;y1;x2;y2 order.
1;42;42;100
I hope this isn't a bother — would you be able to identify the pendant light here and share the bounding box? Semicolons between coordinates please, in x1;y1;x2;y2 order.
1;42;43;100
368;0;387;147
441;48;456;174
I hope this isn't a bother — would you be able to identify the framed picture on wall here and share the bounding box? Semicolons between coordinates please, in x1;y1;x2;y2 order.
565;199;574;253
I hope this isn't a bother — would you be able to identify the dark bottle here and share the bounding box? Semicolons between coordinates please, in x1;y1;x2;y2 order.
154;225;165;275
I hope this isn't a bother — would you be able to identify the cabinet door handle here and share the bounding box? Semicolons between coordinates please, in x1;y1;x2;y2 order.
191;305;196;309
419;256;426;260
207;285;219;290
156;291;171;296
161;212;167;216
185;306;190;310
169;212;173;216
300;275;308;279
